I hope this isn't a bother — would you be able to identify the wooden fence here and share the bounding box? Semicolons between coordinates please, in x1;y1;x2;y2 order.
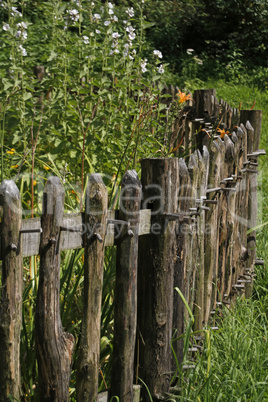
0;89;266;401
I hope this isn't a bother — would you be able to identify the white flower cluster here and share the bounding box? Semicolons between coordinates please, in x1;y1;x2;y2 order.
68;9;79;22
126;25;136;41
153;50;162;59
141;59;147;73
11;6;22;17
18;44;27;56
83;35;89;45
93;13;101;21
16;22;28;41
110;31;121;55
126;7;134;18
3;20;28;56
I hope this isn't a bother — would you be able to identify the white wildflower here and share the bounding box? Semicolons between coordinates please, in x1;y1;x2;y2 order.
17;22;27;29
126;7;134;17
123;20;127;24
157;64;165;74
93;13;101;21
16;30;22;38
83;35;89;44
68;9;79;22
96;29;101;34
113;15;118;22
141;59;147;73
110;50;114;56
108;2;114;8
3;23;10;31
114;48;120;54
104;20;111;26
11;7;22;17
123;43;129;57
186;48;194;55
153;50;163;59
18;44;27;56
112;32;121;39
91;1;95;6
108;8;114;15
126;25;136;41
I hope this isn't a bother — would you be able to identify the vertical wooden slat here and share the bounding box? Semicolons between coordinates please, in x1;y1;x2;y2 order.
76;174;108;402
0;180;22;401
240;110;263;297
187;152;199;313
173;158;191;366
35;176;74;401
137;158;179;400
111;170;142;401
203;138;224;323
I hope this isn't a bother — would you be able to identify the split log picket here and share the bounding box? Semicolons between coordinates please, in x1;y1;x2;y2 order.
0;89;266;401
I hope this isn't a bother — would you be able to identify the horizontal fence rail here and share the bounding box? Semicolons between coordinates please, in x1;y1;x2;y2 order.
0;89;266;401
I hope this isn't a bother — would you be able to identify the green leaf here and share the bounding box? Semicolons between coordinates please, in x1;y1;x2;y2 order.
23;92;32;101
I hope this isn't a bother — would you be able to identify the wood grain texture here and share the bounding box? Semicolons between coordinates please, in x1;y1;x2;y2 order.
35;176;74;401
76;174;108;402
0;180;22;401
111;170;142;401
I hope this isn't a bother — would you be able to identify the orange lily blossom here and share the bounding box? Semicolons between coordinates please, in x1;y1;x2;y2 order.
217;128;230;139
177;89;192;104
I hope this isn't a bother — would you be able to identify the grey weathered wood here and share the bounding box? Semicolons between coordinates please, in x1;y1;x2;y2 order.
76;174;108;402
0;180;22;401
203;138;225;323
19;209;151;257
35;177;74;401
217;136;235;300
173;158;191;366
137;158;179;400
240;111;263;297
111;170;142;401
194;148;209;330
187;153;199;312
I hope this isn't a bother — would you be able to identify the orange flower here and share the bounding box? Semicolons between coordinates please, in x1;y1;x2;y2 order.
7;148;15;154
33;180;37;186
11;164;18;169
217;128;230;139
177;90;192;104
44;166;50;170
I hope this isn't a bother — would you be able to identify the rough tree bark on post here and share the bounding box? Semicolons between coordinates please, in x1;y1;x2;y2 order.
111;170;142;401
76;174;108;402
35;176;74;401
137;158;179;401
0;180;22;402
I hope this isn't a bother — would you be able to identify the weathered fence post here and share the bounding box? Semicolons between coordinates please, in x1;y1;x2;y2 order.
111;170;142;401
203;138;224;323
0;180;22;401
172;158;191;366
76;174;108;401
35;176;74;401
240;110;263;297
137;158;179;401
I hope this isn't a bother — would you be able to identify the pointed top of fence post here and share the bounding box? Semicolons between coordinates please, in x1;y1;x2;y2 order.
121;169;142;188
0;179;20;202
86;173;107;215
